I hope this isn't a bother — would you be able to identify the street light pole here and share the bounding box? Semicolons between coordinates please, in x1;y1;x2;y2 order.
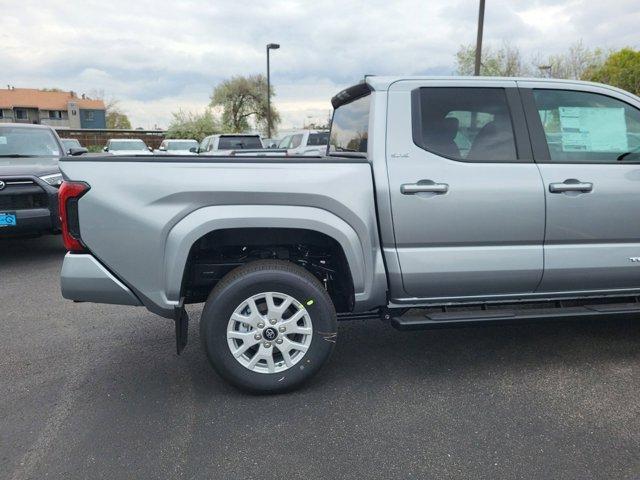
266;43;280;138
474;0;486;76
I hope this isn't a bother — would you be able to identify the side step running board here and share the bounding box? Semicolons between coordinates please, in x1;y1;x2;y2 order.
391;302;640;331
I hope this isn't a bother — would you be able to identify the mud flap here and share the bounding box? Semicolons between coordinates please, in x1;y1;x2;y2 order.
174;299;189;355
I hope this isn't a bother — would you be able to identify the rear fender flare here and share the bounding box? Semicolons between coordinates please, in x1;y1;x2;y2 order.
163;205;367;303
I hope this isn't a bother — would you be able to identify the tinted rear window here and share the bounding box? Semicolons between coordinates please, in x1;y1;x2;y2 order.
330;95;370;153
307;132;329;146
218;136;263;150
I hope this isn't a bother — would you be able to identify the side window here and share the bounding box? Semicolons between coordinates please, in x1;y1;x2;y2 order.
278;136;291;149
412;87;517;162
290;134;303;149
533;89;640;163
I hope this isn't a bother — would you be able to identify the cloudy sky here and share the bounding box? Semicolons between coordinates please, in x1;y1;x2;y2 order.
2;0;638;129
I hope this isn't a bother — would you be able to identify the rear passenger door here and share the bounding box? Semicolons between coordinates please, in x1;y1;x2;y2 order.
386;80;545;300
519;82;640;293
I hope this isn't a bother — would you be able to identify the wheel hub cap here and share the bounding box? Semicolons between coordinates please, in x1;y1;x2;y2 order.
226;292;313;374
262;327;278;341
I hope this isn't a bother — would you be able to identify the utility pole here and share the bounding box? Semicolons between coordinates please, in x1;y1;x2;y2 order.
266;43;280;138
474;0;486;76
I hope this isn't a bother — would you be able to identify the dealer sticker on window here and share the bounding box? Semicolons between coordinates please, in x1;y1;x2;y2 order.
0;212;17;227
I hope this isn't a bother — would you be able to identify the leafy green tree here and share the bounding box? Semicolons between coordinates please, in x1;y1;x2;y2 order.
166;109;221;141
106;110;131;129
584;48;640;95
210;74;280;134
455;42;530;76
104;98;131;130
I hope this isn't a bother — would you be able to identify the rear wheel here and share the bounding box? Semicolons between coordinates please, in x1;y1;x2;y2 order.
200;260;337;393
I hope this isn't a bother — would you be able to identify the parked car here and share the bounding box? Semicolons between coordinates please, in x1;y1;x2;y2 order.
60;138;88;155
58;76;640;393
154;139;199;155
103;139;153;156
278;129;329;156
262;138;279;149
198;134;264;155
0;123;79;236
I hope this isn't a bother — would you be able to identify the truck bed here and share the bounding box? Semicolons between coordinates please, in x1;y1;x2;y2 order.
59;154;387;317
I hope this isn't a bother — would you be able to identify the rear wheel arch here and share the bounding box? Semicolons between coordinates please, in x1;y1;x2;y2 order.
163;205;366;312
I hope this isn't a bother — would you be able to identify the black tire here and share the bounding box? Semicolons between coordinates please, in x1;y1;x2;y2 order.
200;260;337;394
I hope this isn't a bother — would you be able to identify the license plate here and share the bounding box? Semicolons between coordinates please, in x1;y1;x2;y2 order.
0;212;17;227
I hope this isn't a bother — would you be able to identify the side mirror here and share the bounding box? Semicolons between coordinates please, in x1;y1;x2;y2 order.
69;147;88;156
148;146;153;152
103;146;108;152
159;146;166;151
189;147;197;153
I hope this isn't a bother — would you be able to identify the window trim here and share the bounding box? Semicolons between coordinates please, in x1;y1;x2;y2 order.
410;87;532;164
521;87;640;164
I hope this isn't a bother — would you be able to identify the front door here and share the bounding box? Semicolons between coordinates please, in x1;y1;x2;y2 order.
386;80;545;300
520;83;640;293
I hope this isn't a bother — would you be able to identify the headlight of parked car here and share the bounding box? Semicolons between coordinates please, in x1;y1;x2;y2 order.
40;173;63;187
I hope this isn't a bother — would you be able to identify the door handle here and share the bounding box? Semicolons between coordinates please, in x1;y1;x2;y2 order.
549;179;593;193
401;180;449;195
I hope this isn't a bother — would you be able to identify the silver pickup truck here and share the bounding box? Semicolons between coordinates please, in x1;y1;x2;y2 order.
59;76;640;392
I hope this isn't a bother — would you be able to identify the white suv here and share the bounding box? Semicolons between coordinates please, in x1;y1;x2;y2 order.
277;130;329;156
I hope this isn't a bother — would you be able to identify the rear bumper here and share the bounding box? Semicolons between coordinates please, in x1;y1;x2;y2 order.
61;253;142;306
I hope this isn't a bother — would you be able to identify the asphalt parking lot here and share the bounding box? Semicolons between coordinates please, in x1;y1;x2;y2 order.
2;235;640;479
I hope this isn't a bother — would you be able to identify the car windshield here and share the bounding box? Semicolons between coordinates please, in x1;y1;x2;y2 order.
167;140;198;151
218;136;263;150
109;140;148;151
61;139;81;149
307;132;329;146
0;126;62;157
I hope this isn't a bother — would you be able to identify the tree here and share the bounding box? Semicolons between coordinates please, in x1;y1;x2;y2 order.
166;109;221;141
534;41;605;80
584;48;640;95
90;90;132;129
104;98;131;129
210;74;280;135
455;42;530;77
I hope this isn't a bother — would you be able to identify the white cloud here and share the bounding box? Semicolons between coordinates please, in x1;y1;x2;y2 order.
1;0;638;129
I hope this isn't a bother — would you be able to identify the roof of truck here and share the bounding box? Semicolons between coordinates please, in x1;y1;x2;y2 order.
362;75;618;91
332;75;639;109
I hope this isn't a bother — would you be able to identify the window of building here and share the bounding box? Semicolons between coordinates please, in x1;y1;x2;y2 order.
412;87;518;162
15;108;27;120
49;110;63;119
84;111;95;121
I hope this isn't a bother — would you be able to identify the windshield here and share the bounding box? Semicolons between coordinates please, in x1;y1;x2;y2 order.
61;139;81;149
167;140;198;151
0;126;62;157
109;140;148;151
218;136;263;150
307;132;329;146
329;94;370;154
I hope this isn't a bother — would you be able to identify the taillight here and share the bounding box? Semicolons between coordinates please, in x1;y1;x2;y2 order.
59;181;90;252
